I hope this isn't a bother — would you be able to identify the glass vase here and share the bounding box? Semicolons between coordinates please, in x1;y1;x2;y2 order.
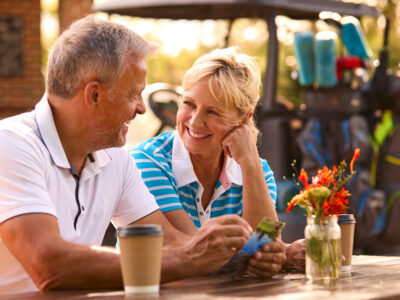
305;215;341;281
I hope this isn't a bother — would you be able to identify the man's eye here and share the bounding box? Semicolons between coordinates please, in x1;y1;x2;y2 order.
128;94;138;102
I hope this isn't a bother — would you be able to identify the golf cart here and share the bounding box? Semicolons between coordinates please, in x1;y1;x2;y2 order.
93;0;380;244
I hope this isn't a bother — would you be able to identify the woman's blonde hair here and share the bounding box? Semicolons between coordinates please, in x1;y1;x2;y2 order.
182;47;262;140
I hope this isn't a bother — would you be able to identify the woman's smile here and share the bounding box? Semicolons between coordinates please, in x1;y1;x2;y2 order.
187;128;211;139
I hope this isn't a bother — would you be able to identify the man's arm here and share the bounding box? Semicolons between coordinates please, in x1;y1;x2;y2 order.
283;239;306;271
132;209;192;245
160;214;252;282
0;213;123;291
0;212;253;290
133;211;253;281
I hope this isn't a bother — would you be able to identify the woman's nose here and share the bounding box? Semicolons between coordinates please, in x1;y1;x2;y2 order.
189;110;205;126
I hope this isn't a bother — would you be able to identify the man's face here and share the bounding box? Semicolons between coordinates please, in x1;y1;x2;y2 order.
94;56;147;149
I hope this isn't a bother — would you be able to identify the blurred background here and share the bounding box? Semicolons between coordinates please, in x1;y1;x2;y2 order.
0;0;398;149
2;0;400;251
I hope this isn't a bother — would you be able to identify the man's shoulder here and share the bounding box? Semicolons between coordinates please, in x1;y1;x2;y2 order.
0;111;39;145
102;147;130;163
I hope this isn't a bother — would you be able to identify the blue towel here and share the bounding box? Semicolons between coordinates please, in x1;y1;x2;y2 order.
315;31;337;87
294;31;315;86
341;16;372;59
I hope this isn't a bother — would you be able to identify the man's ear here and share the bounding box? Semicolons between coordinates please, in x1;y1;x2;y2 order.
84;81;101;109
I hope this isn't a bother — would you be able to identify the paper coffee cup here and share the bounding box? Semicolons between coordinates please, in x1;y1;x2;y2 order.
338;214;356;272
118;225;163;294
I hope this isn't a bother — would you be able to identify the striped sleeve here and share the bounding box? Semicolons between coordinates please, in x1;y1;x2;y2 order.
131;149;183;213
261;158;277;207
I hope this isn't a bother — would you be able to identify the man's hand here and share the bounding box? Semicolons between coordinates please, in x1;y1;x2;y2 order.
163;215;252;281
283;239;305;271
247;239;286;278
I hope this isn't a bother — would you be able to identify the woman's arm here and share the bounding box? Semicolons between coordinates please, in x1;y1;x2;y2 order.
221;123;278;229
163;210;198;235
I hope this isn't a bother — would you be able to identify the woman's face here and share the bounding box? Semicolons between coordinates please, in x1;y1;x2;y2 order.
177;77;243;157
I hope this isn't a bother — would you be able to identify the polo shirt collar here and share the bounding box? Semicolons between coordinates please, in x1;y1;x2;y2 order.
35;94;111;170
224;152;243;185
171;132;243;188
91;151;112;169
36;95;70;169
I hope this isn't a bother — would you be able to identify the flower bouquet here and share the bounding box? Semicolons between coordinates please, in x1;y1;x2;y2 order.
286;148;360;280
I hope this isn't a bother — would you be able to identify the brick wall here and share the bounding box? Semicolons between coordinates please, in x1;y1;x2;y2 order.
59;0;93;33
0;0;42;119
0;0;94;120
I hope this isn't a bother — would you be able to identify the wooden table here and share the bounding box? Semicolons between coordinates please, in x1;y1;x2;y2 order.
7;256;400;299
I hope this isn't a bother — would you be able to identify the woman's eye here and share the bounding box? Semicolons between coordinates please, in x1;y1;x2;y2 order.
183;101;194;107
208;110;219;116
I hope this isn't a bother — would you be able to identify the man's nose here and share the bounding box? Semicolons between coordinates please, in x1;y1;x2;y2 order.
136;97;146;115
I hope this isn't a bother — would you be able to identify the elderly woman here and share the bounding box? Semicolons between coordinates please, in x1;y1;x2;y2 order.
132;47;304;272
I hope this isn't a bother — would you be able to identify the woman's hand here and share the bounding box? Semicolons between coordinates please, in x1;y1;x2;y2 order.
221;123;258;166
246;239;286;278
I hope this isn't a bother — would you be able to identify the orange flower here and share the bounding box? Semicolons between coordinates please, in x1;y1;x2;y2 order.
316;166;334;186
298;169;308;188
350;148;360;174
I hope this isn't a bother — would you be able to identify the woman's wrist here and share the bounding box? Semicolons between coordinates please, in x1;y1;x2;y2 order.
238;154;263;173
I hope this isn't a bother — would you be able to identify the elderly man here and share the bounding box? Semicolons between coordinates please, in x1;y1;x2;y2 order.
0;15;286;295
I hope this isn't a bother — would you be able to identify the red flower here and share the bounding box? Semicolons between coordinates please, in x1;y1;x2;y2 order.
322;187;349;216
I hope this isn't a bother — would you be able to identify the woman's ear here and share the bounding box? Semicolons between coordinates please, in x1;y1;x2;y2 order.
239;112;253;126
83;81;100;109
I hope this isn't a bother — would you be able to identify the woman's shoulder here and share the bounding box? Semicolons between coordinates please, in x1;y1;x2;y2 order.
131;131;176;158
259;158;274;176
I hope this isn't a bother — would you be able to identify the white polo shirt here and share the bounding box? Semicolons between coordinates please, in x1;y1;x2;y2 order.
0;95;159;294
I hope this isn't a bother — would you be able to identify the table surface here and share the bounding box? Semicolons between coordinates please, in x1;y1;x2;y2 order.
7;255;400;300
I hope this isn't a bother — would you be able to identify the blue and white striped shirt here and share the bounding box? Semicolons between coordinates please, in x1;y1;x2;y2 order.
131;131;277;228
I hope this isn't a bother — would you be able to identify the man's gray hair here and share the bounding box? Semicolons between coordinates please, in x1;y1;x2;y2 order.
46;15;157;99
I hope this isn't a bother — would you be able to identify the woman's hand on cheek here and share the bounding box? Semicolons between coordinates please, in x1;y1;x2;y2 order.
221;123;258;165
